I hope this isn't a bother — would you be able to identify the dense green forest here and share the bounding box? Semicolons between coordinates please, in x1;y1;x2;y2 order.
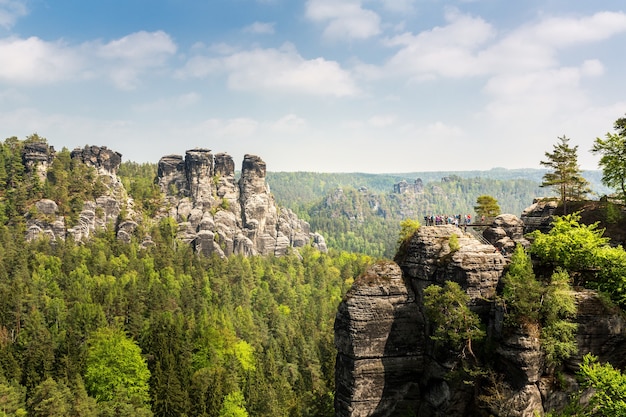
0;136;372;416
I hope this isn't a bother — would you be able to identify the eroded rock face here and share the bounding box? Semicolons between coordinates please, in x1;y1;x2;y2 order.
520;198;558;235
334;261;423;417
26;145;133;243
336;224;626;417
22;141;55;182
484;214;530;253
70;145;122;175
156;150;326;257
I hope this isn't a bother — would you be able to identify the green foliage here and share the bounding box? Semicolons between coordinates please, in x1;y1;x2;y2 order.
84;327;151;406
118;162;162;216
397;218;420;245
219;391;249;417
0;381;27;416
604;201;622;224
423;281;485;357
541;269;578;366
577;353;626;416
0;215;370;417
591;119;626;205
474;195;501;218
502;245;543;324
27;378;71;417
528;212;609;272
271;173;552;258
540;135;590;214
502;246;578;366
448;233;460;252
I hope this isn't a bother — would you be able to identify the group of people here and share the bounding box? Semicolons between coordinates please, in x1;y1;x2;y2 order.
423;214;474;227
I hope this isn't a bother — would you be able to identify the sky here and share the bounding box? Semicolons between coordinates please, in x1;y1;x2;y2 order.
1;0;626;173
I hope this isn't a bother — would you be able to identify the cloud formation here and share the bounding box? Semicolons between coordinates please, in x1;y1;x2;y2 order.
0;0;27;29
0;31;177;88
306;0;381;40
180;43;359;97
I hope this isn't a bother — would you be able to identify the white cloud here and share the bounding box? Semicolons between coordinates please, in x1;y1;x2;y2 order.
378;0;415;14
271;114;308;133
132;92;201;113
368;114;396;127
306;0;381;40
243;21;275;34
95;31;177;89
0;0;27;29
384;9;494;78
198;118;259;138
527;11;626;47
180;43;359;97
0;31;177;89
0;37;82;83
383;10;626;80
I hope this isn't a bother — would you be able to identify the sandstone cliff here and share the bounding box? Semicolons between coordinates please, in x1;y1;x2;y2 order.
24;144;135;243
335;224;626;417
156;149;326;257
23;143;326;257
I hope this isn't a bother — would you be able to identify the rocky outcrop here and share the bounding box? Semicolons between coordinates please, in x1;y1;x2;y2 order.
22;141;55;182
24;144;324;256
483;214;530;253
157;150;326;257
520;198;559;235
26;145;134;243
70;145;122;175
393;179;424;194
335;224;626;417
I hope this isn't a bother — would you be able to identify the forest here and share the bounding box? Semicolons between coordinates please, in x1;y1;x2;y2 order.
0;136;372;416
2;126;626;416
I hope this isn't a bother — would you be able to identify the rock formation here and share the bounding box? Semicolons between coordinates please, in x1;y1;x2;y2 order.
25;145;134;243
483;213;530;253
335;224;626;416
334;261;423;417
22;141;55;182
23;144;324;257
393;179;424;194
157;149;326;257
520;198;559;235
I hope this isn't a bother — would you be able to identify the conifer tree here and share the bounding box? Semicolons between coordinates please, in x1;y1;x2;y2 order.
591;115;626;205
540;136;590;214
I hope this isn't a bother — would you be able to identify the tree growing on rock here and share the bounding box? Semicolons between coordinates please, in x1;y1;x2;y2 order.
540;136;590;214
423;281;485;360
591;115;626;205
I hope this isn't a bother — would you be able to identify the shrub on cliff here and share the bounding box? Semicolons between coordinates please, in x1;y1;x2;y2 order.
424;281;485;360
502;245;577;367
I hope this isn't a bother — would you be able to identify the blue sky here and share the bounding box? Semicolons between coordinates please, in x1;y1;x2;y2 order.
1;0;626;172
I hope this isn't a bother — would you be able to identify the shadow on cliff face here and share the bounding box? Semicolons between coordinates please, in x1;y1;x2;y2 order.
334;261;423;417
370;272;423;417
370;297;422;416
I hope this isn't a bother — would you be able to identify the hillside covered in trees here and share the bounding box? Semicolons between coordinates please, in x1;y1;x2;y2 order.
0;135;371;416
2;127;626;417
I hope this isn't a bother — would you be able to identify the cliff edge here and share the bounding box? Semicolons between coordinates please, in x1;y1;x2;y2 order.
335;224;626;417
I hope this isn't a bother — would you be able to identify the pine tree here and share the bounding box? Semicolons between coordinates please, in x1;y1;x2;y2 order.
540;136;590;214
